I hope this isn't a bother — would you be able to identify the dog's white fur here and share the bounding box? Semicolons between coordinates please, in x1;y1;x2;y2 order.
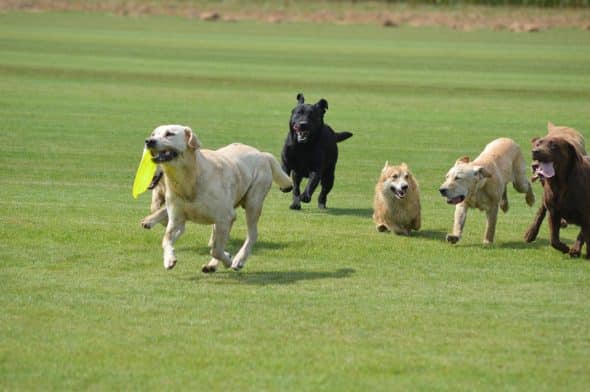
439;137;534;244
372;162;421;235
140;125;292;272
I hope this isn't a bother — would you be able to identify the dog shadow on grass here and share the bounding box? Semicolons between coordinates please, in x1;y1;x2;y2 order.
178;239;292;254
411;228;448;242
455;238;550;250
323;207;373;218
187;267;356;286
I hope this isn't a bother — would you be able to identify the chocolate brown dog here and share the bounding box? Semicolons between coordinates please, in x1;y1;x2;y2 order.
524;122;586;244
531;132;590;258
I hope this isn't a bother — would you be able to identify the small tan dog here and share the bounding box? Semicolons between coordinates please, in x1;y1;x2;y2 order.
373;162;421;235
140;125;293;272
439;138;535;244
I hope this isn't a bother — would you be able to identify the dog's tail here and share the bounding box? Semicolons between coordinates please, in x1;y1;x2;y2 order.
335;131;353;143
264;153;293;193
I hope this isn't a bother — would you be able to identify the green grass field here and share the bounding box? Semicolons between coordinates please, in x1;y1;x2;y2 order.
1;10;590;390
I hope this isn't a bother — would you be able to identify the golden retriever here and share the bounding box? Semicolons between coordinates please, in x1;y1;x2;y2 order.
140;125;292;272
439;138;535;244
372;162;421;235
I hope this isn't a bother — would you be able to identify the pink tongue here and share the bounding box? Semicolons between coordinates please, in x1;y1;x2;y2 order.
538;162;555;178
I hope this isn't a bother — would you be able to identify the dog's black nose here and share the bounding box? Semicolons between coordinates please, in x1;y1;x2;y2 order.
439;188;447;196
145;138;156;148
401;184;408;191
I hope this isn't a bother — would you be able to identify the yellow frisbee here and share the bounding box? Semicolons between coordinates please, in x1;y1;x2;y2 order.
132;148;157;199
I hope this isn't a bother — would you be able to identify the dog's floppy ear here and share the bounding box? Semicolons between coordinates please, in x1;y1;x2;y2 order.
456;156;470;164
184;127;200;150
315;98;328;113
474;166;492;179
382;160;390;172
297;93;305;104
566;139;585;164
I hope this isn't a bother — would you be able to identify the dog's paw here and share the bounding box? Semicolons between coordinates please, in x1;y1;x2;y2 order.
523;228;538;243
289;202;301;210
569;246;582;258
376;225;389;233
300;193;311;203
560;219;568;228
201;264;217;273
446;234;460;244
164;257;177;270
140;218;154;230
318;202;327;209
231;262;244;271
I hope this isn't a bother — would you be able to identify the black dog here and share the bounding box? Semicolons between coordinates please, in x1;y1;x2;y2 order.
281;93;353;210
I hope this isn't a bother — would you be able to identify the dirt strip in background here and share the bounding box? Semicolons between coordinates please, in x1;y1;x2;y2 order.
1;0;589;31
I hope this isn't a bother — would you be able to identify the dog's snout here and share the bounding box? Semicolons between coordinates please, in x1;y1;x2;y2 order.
439;188;448;196
401;184;408;191
145;138;156;148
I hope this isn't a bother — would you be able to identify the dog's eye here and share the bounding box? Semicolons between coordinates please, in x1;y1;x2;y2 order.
165;131;174;137
404;174;409;179
392;175;398;180
549;142;558;150
455;176;461;180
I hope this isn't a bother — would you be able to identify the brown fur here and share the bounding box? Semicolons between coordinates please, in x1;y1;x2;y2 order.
524;122;586;243
372;162;421;235
531;133;590;258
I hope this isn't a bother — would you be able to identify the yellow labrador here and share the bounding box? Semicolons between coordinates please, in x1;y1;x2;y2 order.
439;138;534;244
140;125;292;272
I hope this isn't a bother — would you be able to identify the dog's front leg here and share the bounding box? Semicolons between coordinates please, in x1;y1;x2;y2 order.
290;171;303;210
447;203;467;244
483;205;499;244
141;207;168;229
161;217;185;270
547;210;569;253
569;230;584;258
301;171;321;203
524;205;546;243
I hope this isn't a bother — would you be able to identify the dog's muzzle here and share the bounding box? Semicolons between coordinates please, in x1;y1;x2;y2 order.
145;138;179;163
439;188;465;205
391;185;408;200
292;122;310;143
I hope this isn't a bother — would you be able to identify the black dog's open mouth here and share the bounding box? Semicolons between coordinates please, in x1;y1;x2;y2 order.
292;123;310;143
446;195;465;205
150;150;179;163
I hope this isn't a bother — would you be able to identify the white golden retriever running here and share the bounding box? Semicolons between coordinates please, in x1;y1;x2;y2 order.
140;125;293;272
439;138;535;244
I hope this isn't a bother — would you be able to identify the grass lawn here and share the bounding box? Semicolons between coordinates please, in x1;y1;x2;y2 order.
1;10;589;390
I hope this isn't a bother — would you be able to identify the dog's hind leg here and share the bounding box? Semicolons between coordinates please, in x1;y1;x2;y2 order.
231;190;268;271
500;186;509;213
